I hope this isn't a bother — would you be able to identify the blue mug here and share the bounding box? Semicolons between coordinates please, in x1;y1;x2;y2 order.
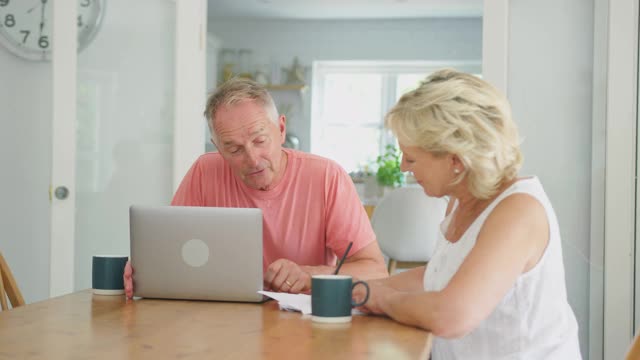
311;275;370;323
92;255;128;295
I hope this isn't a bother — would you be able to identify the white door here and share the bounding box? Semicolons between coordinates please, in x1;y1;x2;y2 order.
50;0;207;296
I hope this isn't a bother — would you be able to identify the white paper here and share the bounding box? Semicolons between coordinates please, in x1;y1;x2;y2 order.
258;291;312;315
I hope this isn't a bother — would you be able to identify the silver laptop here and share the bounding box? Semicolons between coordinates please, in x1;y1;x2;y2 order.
129;205;264;302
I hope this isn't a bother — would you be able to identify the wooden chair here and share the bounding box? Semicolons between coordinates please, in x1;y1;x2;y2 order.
0;251;25;310
363;204;376;220
627;330;640;360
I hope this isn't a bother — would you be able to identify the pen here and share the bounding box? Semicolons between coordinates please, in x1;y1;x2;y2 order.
334;241;353;275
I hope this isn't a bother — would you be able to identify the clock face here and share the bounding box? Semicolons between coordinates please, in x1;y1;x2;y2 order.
0;0;104;61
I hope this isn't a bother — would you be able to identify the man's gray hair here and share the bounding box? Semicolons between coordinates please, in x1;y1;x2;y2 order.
204;77;279;142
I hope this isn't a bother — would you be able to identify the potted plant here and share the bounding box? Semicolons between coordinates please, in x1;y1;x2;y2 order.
375;145;405;195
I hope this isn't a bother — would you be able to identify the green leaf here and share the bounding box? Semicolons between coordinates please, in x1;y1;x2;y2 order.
373;145;405;187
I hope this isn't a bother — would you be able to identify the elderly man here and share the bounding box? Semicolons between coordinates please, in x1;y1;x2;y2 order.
124;78;387;297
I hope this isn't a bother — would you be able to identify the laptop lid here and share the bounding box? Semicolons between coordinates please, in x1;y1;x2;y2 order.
130;205;263;302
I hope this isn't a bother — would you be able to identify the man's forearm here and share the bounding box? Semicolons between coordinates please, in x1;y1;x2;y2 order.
301;259;388;280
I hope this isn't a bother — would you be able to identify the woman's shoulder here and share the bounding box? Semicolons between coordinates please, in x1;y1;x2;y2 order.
484;178;549;243
509;175;544;193
491;176;547;219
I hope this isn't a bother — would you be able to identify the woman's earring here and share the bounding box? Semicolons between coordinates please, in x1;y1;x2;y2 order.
454;168;460;174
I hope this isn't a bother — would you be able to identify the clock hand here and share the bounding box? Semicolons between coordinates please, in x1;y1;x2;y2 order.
26;1;40;14
39;0;47;36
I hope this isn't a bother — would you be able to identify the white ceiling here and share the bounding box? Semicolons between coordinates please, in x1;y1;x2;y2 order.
207;0;483;20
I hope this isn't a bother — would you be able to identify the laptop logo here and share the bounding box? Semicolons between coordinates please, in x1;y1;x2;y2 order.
181;239;210;267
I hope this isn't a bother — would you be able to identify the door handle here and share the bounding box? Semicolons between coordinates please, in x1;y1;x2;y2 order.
54;186;69;200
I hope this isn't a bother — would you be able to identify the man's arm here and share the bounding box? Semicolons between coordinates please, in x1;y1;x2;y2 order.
320;162;389;279
264;242;388;293
301;242;388;279
264;158;388;294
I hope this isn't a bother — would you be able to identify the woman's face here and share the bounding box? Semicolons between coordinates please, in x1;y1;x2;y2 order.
399;144;460;198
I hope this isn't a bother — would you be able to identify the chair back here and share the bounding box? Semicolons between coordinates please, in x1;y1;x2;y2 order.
0;251;25;311
371;187;447;262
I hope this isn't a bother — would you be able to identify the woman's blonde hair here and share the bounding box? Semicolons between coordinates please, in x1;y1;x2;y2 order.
385;69;523;199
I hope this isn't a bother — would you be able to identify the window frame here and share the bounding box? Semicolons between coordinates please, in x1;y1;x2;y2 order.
310;60;481;171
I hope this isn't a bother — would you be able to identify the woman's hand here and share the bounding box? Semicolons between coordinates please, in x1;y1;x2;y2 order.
353;279;397;315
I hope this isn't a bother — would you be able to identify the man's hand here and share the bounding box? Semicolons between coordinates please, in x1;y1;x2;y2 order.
123;260;134;299
264;259;311;294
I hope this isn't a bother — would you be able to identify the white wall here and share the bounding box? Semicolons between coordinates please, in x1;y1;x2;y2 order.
0;0;181;302
207;18;482;152
602;0;637;357
508;1;595;358
0;54;52;303
72;0;177;291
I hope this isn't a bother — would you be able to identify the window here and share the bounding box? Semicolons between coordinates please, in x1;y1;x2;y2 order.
310;61;481;173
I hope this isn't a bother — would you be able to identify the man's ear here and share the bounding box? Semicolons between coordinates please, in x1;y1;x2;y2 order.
279;115;287;143
208;137;220;152
208;119;218;148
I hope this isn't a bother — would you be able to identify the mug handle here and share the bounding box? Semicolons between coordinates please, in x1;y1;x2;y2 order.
351;280;370;307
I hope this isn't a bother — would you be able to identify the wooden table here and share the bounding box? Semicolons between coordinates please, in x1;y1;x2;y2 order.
0;290;432;359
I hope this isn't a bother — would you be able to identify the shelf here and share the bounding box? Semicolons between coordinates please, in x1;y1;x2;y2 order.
265;84;307;91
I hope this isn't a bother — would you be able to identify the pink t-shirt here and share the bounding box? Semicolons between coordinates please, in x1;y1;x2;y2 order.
171;149;375;272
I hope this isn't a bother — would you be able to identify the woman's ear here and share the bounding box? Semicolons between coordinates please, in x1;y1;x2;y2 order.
451;154;464;173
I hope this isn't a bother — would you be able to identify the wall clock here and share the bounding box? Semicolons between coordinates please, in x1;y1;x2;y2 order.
0;0;104;61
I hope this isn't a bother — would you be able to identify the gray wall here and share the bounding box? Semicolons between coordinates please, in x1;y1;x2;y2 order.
207;18;483;152
0;53;52;303
508;1;594;358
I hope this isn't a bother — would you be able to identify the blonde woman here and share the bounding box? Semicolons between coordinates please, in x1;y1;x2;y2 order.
354;69;581;359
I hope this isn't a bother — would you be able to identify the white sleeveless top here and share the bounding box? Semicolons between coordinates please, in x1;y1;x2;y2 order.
423;177;581;359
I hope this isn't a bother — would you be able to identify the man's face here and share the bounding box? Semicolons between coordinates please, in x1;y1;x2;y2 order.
212;100;286;190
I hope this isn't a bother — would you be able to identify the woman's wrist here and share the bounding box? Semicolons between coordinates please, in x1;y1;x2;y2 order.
379;287;403;314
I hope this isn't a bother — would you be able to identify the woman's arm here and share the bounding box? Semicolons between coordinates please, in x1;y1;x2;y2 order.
352;265;425;304
373;265;426;291
360;193;550;338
